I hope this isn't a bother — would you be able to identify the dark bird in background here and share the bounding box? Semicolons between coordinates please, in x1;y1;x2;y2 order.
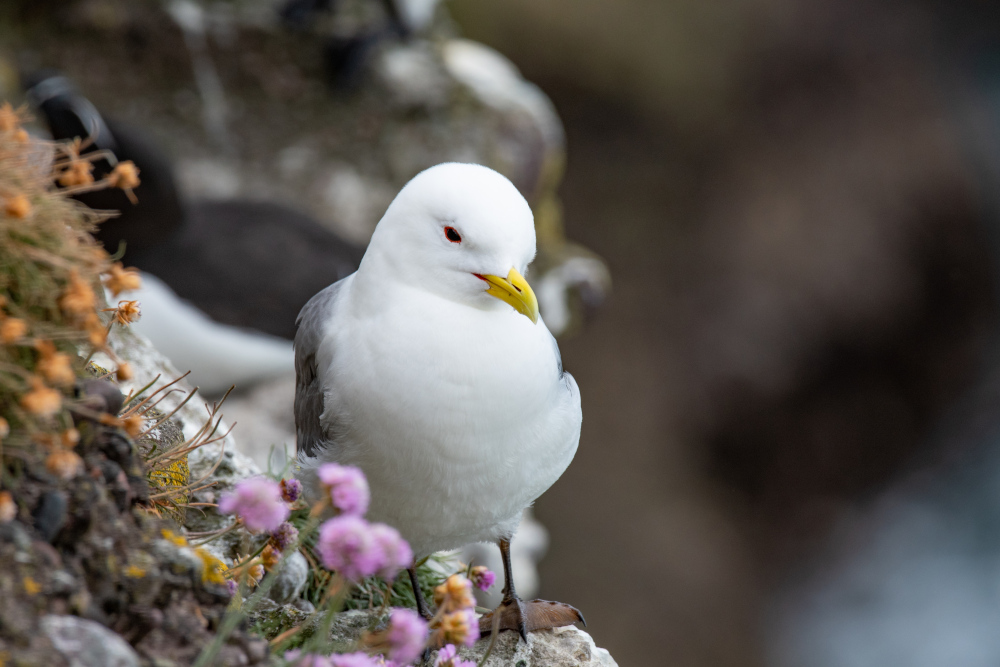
25;71;363;342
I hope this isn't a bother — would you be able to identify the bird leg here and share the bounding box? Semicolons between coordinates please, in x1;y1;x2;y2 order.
477;538;585;642
408;566;434;621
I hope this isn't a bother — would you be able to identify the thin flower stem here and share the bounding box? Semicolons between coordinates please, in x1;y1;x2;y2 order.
194;514;324;666
476;610;503;667
138;386;198;436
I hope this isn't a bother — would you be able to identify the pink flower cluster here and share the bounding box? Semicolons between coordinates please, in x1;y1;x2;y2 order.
218;477;290;532
386;608;429;664
316;515;412;581
284;651;401;667
318;462;370;516
434;645;476;667
313;463;413;582
469;565;496;592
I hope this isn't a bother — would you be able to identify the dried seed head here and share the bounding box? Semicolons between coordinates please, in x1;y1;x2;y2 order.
122;415;144;437
84;313;107;347
35;341;75;387
57;159;94;187
433;574;476;613
0;317;28;344
0;417;9;440
109;300;141;326
107;161;140;190
61;428;80;448
103;263;141;297
0;103;19;133
45;448;83;481
261;544;282;572
0;491;15;523
60;271;97;319
116;362;133;381
13;128;28;144
4;194;31;219
21;378;61;417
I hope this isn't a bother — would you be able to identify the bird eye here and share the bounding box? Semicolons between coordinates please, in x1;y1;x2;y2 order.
444;226;462;243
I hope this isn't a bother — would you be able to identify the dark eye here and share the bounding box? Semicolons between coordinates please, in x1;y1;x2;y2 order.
444;226;462;243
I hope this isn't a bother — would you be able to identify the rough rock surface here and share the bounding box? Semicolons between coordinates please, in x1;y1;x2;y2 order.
41;614;141;667
316;609;618;667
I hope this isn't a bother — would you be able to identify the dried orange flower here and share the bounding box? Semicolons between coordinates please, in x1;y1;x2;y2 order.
434;574;476;613
45;448;83;481
0;317;28;344
116;362;133;381
107;161;140;190
13;128;29;144
4;194;31;219
0;491;15;523
248;563;265;586
59;270;96;318
0;103;19;133
61;428;80;448
438;609;477;647
57;159;94;187
122;415;143;437
83;313;107;347
0;417;9;440
107;300;141;326
21;377;61;417
35;340;75;387
261;544;282;572
103;263;141;296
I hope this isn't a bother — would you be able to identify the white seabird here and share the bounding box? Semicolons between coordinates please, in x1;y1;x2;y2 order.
294;162;584;637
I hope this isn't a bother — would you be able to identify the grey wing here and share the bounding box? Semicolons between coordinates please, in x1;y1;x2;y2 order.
294;279;346;459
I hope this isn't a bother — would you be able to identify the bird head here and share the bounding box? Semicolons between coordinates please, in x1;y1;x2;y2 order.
363;163;540;323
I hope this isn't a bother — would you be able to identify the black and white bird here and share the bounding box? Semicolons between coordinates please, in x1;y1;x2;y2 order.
26;72;363;391
294;162;585;636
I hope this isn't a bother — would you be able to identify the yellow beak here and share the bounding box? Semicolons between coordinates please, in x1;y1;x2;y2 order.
476;268;539;324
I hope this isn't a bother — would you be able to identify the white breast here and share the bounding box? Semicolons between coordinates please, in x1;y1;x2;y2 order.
315;280;581;555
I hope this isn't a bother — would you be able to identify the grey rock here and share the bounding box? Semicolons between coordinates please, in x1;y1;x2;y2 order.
447;626;617;667
32;490;68;542
322;609;617;667
265;550;309;604
41;614;141;667
291;598;316;614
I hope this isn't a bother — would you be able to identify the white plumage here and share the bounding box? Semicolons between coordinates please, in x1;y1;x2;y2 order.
294;163;581;558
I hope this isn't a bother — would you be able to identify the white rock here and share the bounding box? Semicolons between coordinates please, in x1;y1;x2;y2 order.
41;615;141;667
266;551;309;604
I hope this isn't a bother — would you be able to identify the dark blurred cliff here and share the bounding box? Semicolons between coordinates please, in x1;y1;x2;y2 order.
453;0;1000;665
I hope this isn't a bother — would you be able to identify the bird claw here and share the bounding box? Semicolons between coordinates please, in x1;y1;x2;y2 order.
478;598;585;641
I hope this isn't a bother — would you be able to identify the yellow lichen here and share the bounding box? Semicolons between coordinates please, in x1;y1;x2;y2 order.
195;547;229;586
161;529;188;547
22;576;40;595
124;564;147;578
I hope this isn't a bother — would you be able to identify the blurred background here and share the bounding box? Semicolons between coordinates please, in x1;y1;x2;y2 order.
6;0;1000;664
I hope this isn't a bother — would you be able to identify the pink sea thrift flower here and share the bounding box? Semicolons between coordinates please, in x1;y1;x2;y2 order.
281;478;303;503
469;566;496;592
317;463;370;516
316;515;384;580
435;644;476;667
370;523;413;580
270;521;299;552
387;608;429;664
284;650;332;667
330;653;380;667
218;477;290;532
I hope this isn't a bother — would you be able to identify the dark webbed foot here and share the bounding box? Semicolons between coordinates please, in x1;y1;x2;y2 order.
478;598;585;640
